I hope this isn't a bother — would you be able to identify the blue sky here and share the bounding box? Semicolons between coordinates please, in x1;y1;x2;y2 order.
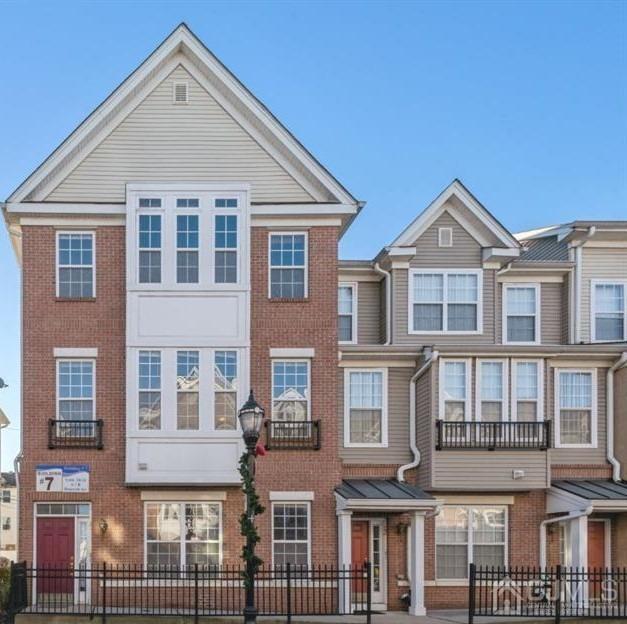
0;1;625;469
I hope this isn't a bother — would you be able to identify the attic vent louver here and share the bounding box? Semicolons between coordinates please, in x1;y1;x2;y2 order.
173;82;189;104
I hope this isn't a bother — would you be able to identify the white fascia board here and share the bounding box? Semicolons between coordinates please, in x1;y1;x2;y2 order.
270;348;315;358
251;203;358;215
269;491;315;501
127;182;251;192
5;202;125;215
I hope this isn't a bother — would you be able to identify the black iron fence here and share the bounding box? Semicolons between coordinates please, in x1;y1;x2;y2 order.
48;419;104;449
264;420;321;450
6;561;371;623
469;564;627;623
436;420;550;450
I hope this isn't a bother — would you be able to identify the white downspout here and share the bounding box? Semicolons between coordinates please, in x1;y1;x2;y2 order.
539;505;593;568
398;349;439;482
607;351;627;482
374;262;391;346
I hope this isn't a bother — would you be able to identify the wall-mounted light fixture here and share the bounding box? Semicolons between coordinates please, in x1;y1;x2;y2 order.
99;519;108;535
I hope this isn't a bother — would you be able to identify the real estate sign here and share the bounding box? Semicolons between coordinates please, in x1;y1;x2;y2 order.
36;464;90;492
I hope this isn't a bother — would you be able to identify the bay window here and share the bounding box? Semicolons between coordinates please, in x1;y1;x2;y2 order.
555;369;597;447
411;270;481;333
344;369;387;446
504;284;540;344
145;502;221;568
439;360;470;421
592;281;626;342
57;232;94;298
338;283;357;343
272;502;310;567
436;506;506;580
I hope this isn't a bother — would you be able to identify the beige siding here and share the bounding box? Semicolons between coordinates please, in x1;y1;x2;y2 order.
540;283;563;345
580;248;627;343
393;268;496;344
549;365;608;465
379;278;387;344
415;367;434;489
561;280;570;344
46;65;314;204
339;368;413;465
357;281;382;344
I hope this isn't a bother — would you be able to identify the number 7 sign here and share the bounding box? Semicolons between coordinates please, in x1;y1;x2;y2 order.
36;468;63;492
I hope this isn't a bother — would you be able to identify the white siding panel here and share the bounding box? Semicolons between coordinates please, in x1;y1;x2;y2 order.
46;66;315;203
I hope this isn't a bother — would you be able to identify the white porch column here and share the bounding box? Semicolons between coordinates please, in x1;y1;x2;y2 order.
569;515;589;607
409;511;426;616
337;509;353;613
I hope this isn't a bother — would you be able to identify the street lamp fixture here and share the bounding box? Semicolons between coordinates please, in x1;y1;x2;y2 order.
238;390;265;624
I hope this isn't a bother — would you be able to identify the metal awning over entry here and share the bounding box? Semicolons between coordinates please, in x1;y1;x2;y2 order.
548;479;627;513
335;479;439;512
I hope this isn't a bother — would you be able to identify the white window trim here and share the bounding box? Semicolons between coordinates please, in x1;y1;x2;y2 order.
269;348;315;358
143;501;223;568
338;282;358;345
408;269;483;335
343;367;388;448
590;279;627;343
553;368;598;449
438;358;472;421
269;491;315;501
502;283;541;345
138;349;162;431
55;230;96;298
268;231;309;299
271;501;312;568
475;359;509;422
54;348;98;358
438;227;453;248
271;359;311;422
511;359;544;422
435;505;508;581
56;358;96;421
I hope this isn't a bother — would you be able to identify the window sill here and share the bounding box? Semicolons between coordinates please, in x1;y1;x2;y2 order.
268;297;310;303
55;297;96;303
424;579;469;587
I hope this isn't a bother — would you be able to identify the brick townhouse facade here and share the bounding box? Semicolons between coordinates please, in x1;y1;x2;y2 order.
3;24;627;616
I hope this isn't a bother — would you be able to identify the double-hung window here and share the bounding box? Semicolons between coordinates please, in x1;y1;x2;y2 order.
504;284;540;344
138;215;162;283
57;360;94;421
215;215;238;283
512;360;543;422
57;233;94;298
176;351;199;430
214;351;238;430
338;284;357;343
476;361;507;422
592;281;626;342
272;502;310;567
411;270;481;333
269;233;307;298
439;360;470;421
2;491;10;504
344;369;387;446
145;502;221;568
138;351;161;430
272;361;309;423
435;506;507;580
176;215;199;283
555;369;597;447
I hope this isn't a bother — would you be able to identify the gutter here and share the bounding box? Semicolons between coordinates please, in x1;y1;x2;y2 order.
398;348;439;482
607;351;627;481
373;262;391;346
539;506;593;568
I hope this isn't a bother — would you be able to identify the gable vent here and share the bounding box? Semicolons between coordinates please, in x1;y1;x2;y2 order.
173;82;189;104
438;227;453;247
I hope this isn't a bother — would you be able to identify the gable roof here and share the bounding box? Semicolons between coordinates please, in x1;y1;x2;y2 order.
7;23;359;207
390;179;520;250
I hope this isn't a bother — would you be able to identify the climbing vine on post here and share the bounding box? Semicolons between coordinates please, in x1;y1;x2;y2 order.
239;451;265;589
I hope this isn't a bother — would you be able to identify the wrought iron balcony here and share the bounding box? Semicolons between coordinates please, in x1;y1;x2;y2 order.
264;420;321;450
435;420;550;451
48;419;104;449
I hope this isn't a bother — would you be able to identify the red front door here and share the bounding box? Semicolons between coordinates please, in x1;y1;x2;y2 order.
37;517;75;594
587;521;606;598
351;521;369;595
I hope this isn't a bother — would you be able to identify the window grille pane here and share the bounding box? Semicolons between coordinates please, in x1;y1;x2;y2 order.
480;362;503;401
517;401;537;422
215;198;238;208
443;362;466;400
270;235;306;298
595;284;624;313
176;198;199;208
139;215;161;283
349;409;382;443
349;372;382;408
270;268;305;298
176;251;198;283
516;363;538;399
481;402;502;422
139;251;161;283
339;315;353;342
139;198;161;208
215;351;237;430
559;372;592;409
139;392;161;429
507;316;535;342
338;286;353;314
413;303;443;331
507;287;536;315
58;361;94;421
215;251;237;284
560;410;591;444
272;361;309;421
435;508;468;579
272;503;309;567
596;316;624;341
139;351;161;430
448;304;477;331
57;234;94;298
413;274;444;302
447;274;478;302
444;401;465;421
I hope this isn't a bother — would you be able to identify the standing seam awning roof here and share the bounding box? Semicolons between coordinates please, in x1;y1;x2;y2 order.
335;479;434;501
552;480;627;500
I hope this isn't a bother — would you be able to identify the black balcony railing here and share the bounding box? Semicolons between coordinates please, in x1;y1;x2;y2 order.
48;419;104;449
264;420;321;450
435;420;550;451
